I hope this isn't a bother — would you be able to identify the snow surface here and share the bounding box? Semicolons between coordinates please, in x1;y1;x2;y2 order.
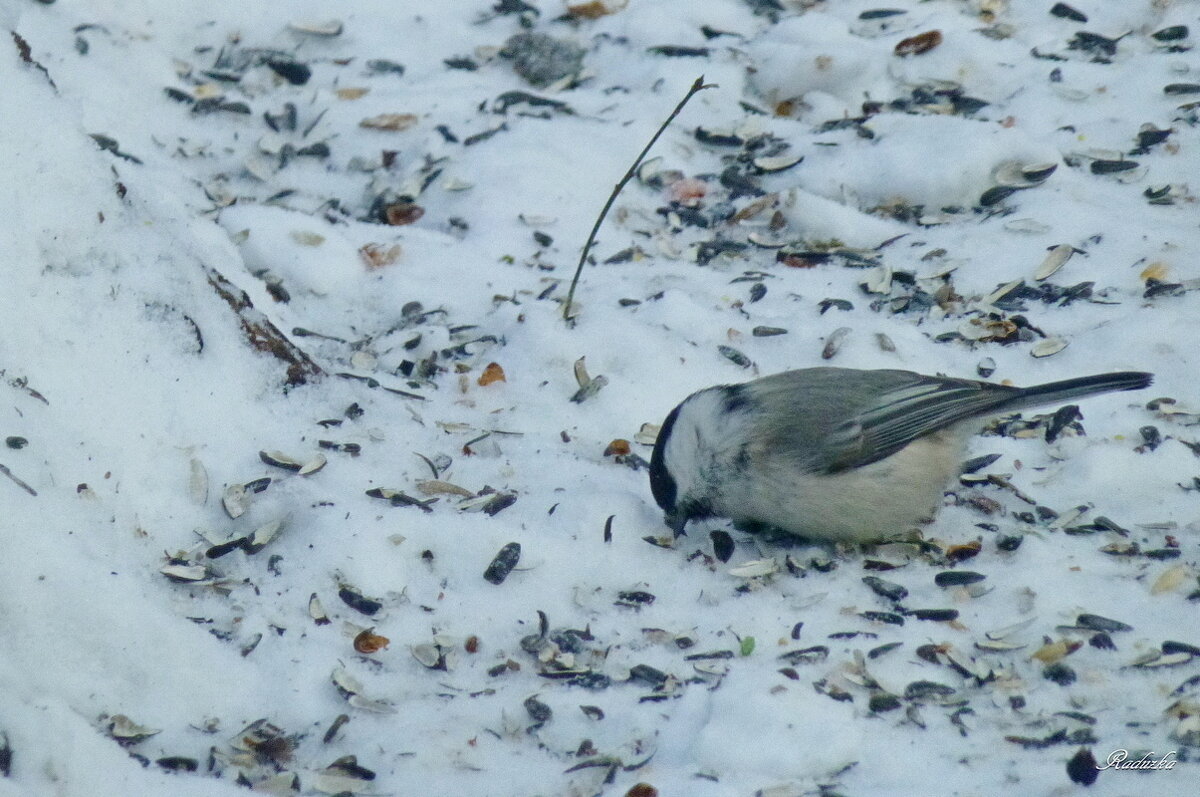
2;1;1199;795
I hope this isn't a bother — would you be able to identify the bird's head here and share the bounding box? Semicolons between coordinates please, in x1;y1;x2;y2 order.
649;386;748;535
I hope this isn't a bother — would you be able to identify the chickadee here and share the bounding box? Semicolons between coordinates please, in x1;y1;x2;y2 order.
649;367;1152;543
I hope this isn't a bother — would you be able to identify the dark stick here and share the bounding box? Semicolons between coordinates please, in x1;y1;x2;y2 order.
0;464;37;496
562;76;716;323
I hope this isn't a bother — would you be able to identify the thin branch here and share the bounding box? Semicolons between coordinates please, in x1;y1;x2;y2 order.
562;76;716;324
0;464;37;496
205;265;324;388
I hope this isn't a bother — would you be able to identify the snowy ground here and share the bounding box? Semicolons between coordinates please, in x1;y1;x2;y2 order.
2;1;1199;795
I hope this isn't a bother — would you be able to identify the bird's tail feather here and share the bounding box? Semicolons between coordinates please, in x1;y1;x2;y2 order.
1010;371;1153;411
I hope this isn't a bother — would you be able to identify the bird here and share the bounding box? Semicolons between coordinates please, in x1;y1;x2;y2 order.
648;367;1152;543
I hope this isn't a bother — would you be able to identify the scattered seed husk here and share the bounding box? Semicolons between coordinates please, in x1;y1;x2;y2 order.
323;714;350;744
360;243;402;269
360;113;418;132
976;639;1026;652
311;771;373;795
718;345;751;368
328;667;393;710
604;439;632;458
778;646;829;665
1041;657;1080;686
188;458;208;505
862;265;892;295
1074;613;1132;632
107;714;162;743
410;643;444;670
616;590;656;607
298;453;327;476
1050;2;1087;22
979;185;1019;206
366;487;435;511
243;518;284;554
205;536;245;559
895;30;942;57
484;542;521;584
935;571;986;588
1163;641;1200;658
523;695;554;724
384;202;424;226
868;642;903;660
222;483;251;518
289;19;343;36
1030;337;1068;358
1032;639;1080;664
239;632;263;657
156;757;198;772
987;617;1037;641
860;611;905;626
572;357;594;390
822;327;851;360
729;558;779;578
267;59;311;86
483;492;518;516
752;154;803;173
1091;158;1139;174
1035;244;1073;281
331;667;364;699
338;585;383;616
478;362;506;386
309;593;331;625
869;692;903;713
458;492;498;512
863;575;908;601
222;477;270;519
908;608;959;622
1164;83;1200;96
160;563;211;582
347;694;397;714
570;365;608;401
1004;218;1051;234
567;0;626;20
1152;26;1188;42
353;629;390;654
416;479;474;498
1152;564;1191;595
1130;651;1193;669
904;680;956;703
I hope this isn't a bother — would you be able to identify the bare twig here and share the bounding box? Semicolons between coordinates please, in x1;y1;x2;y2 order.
562;76;716;324
205;266;324;387
0;464;36;496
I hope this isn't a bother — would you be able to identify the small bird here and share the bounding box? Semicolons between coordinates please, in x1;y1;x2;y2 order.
648;367;1152;543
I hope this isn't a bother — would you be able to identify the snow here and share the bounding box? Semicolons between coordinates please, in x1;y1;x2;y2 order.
2;1;1199;795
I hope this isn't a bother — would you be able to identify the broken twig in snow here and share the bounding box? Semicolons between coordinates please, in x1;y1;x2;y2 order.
205;266;324;387
562;75;715;324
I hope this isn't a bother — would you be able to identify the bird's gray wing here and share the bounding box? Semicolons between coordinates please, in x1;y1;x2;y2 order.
750;368;1023;473
750;367;1150;474
820;376;1021;471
